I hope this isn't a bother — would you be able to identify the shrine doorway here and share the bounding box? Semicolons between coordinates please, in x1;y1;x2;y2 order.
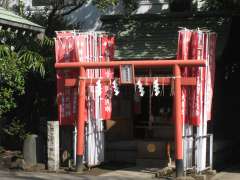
105;85;175;167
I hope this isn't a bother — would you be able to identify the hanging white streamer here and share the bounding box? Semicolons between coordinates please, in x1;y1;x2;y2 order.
137;80;145;96
112;79;120;96
96;79;102;97
153;79;160;96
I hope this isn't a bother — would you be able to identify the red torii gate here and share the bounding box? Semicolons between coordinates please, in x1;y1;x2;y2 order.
55;59;206;177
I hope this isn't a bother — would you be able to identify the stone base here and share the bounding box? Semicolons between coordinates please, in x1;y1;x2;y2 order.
155;166;174;177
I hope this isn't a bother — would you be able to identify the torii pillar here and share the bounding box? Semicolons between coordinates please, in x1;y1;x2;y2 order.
174;64;184;177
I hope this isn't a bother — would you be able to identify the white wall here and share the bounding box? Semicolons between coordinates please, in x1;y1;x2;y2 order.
23;0;32;7
64;0;124;31
7;0;32;8
134;0;170;14
192;0;207;11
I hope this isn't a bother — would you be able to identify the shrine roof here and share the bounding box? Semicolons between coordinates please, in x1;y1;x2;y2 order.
0;7;45;33
101;12;233;60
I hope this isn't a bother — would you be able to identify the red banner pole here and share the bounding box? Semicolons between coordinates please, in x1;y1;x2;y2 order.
76;66;86;172
174;64;184;177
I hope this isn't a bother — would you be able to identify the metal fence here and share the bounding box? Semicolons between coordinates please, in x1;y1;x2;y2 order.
183;133;213;173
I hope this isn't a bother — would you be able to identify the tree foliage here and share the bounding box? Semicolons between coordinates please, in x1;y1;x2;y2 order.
0;27;54;149
202;0;240;11
3;118;28;141
0;29;49;118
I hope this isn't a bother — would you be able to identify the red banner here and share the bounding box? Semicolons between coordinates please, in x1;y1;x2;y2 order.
101;36;115;120
55;31;78;125
55;31;115;125
177;30;192;124
177;29;216;126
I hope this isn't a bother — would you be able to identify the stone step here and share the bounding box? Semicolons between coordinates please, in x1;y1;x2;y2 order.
136;158;168;168
105;140;174;163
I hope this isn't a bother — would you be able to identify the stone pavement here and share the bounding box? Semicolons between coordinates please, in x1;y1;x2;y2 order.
211;164;240;180
4;167;240;180
0;169;166;180
99;166;157;179
211;172;240;180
